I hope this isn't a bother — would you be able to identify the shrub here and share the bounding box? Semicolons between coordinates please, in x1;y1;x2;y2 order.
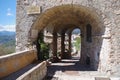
40;43;49;60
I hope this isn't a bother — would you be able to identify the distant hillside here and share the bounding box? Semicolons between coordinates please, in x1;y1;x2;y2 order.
0;31;15;56
0;31;15;44
0;31;15;36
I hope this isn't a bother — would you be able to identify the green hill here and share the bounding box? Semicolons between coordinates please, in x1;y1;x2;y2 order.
0;31;15;56
0;40;15;56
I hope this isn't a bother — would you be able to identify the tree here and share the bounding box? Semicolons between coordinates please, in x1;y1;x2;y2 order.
73;37;81;51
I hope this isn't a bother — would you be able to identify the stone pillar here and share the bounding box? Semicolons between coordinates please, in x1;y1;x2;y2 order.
61;32;65;59
80;34;86;64
68;33;72;58
52;32;57;57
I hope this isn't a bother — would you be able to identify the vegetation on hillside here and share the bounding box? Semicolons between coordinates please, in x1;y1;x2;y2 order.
0;40;15;56
0;31;15;56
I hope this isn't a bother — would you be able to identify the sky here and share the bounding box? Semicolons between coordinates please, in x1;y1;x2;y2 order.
0;0;16;32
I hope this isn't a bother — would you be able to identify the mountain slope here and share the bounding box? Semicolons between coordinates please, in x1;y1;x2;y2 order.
0;31;15;56
0;31;15;44
0;31;15;36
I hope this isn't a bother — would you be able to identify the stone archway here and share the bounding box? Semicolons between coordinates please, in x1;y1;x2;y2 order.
29;4;107;71
16;0;120;76
69;28;81;58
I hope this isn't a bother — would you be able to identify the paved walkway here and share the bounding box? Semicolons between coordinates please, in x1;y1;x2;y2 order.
45;57;109;80
2;56;120;80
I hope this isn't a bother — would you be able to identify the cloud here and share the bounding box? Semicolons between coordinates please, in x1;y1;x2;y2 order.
0;25;15;31
7;12;13;16
7;8;13;16
0;25;4;29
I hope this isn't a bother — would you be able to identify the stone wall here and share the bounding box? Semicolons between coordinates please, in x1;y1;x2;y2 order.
16;0;120;76
16;61;47;80
0;50;37;78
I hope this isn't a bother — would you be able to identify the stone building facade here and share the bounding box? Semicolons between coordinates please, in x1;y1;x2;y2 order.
16;0;120;76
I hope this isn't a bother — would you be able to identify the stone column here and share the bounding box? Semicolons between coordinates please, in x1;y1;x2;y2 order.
80;33;87;64
52;32;57;57
68;33;72;58
61;32;65;59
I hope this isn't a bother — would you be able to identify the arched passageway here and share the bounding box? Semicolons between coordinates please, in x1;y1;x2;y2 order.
71;28;81;59
30;5;105;70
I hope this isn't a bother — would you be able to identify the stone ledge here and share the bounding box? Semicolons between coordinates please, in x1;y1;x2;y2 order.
0;50;33;59
17;61;47;80
0;50;37;78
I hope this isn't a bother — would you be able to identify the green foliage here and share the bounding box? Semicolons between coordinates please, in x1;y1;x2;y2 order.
0;35;15;44
73;37;81;51
40;43;49;60
0;31;15;56
0;40;15;56
37;32;50;60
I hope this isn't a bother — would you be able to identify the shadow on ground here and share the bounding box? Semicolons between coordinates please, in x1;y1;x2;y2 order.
45;57;96;80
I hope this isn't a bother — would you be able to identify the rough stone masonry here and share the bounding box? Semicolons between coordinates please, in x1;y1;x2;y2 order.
16;0;120;77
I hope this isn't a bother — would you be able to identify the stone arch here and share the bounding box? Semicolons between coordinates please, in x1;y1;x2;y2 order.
30;4;105;70
30;5;104;38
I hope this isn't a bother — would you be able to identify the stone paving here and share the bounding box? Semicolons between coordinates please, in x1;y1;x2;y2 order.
2;56;120;80
45;56;119;80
